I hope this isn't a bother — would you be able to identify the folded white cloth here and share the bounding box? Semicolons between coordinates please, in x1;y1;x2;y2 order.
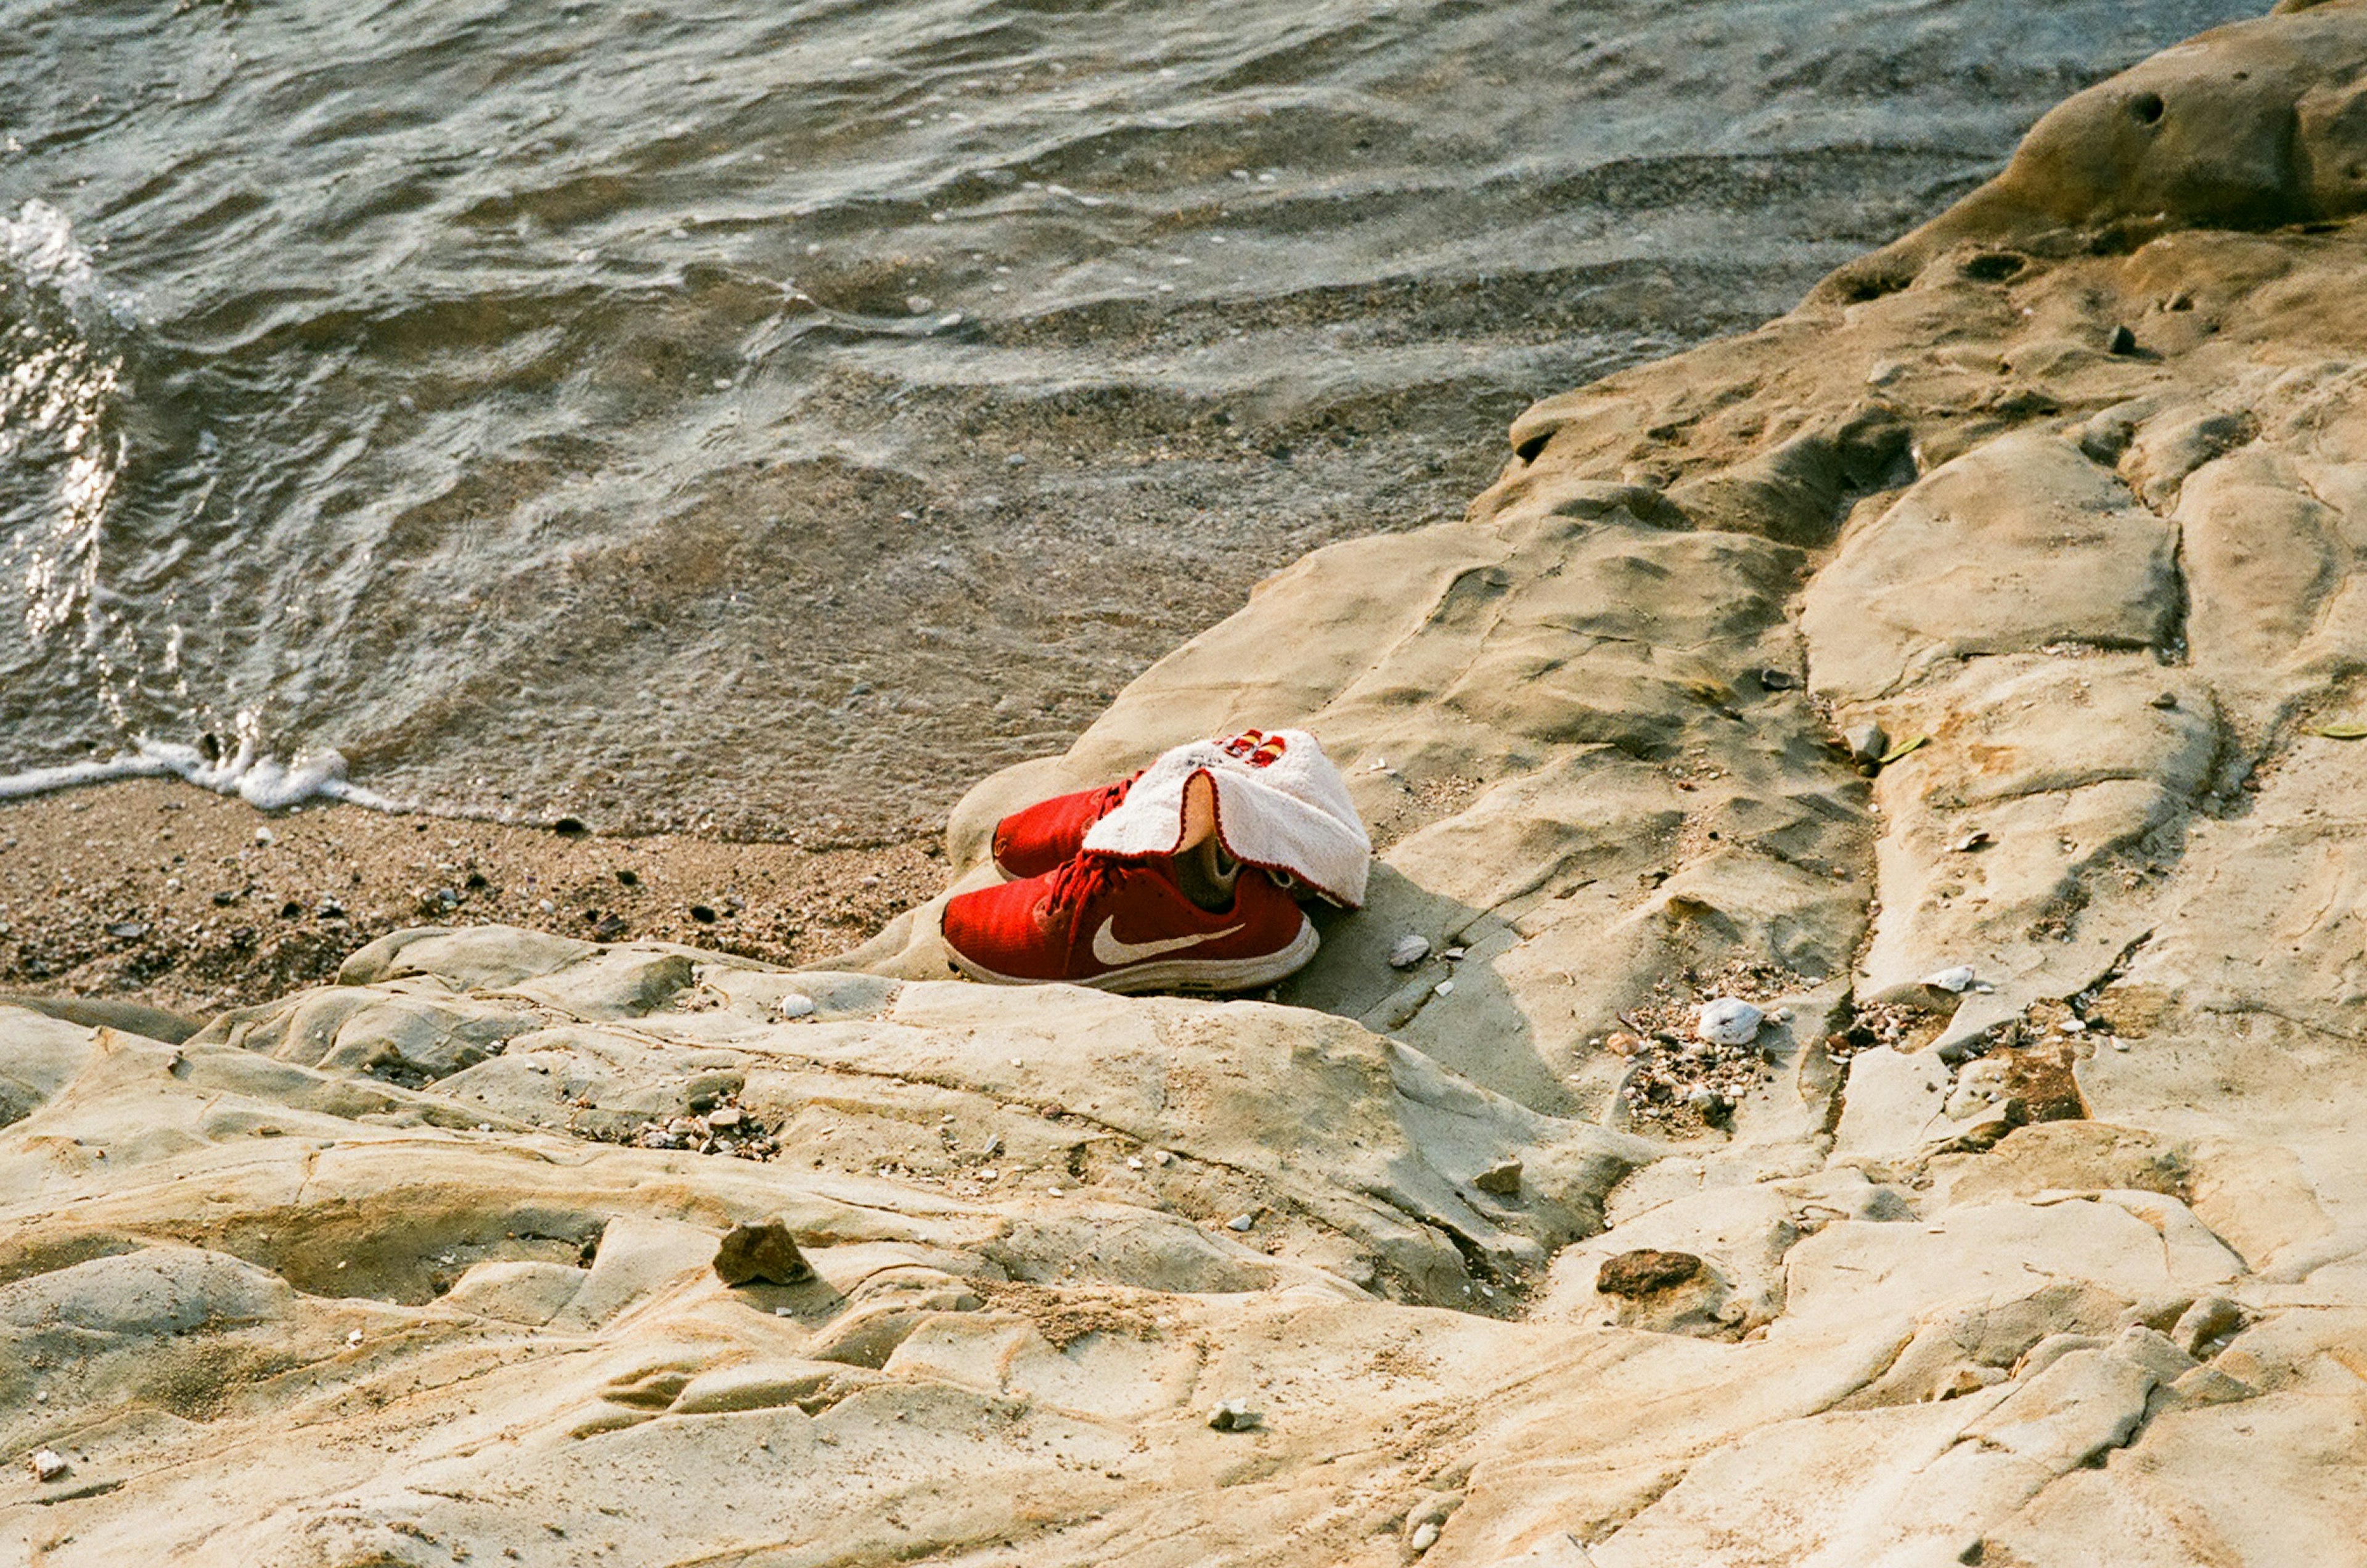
1082;728;1371;907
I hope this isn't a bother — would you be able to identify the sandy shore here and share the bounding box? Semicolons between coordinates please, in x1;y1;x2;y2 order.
0;780;942;1016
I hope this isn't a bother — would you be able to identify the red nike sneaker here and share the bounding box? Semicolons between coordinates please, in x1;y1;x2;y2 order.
991;772;1139;880
942;851;1317;994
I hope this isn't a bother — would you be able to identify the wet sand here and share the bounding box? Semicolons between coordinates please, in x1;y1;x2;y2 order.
0;780;942;1017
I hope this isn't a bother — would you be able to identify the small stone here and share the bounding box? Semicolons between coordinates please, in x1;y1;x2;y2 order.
1604;1031;1643;1058
346;1328;364;1345
1596;1249;1704;1297
1126;1156;1145;1170
2112;1038;2131;1051
2150;691;2180;710
1757;666;1799;690
1226;1213;1256;1232
1410;1521;1441;1553
1924;965;1977;994
1207;1399;1261;1431
775;994;816;1019
1843;721;1889;766
106;921;148;939
1388;934;1430;969
1434;979;1455;997
1442;947;1466;962
1473;1159;1522;1196
707;1106;743;1129
2107;323;2138;355
713;1219;816;1287
30;1448;67;1482
254;827;275;846
1696;997;1764;1046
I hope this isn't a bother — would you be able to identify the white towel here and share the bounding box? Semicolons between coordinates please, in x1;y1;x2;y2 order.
1082;729;1372;908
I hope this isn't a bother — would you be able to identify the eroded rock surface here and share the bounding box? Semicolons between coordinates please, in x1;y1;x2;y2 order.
12;7;2367;1564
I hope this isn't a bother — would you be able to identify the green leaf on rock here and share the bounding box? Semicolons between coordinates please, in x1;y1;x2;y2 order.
1878;735;1931;764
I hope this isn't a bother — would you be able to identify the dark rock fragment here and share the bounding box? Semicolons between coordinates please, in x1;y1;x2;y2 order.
713;1219;814;1287
1596;1249;1705;1297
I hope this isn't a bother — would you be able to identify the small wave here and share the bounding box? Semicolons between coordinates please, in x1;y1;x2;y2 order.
0;199;135;326
0;738;399;812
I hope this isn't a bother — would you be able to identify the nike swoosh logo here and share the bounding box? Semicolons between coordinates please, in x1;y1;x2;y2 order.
1092;917;1243;966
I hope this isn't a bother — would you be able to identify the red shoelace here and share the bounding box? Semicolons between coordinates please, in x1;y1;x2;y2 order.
1040;851;1130;941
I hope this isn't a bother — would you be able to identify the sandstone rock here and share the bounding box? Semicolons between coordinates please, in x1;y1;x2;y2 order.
15;13;2367;1564
1474;1159;1523;1197
1595;1249;1703;1297
2172;1294;2246;1357
712;1219;816;1287
1842;721;1889;766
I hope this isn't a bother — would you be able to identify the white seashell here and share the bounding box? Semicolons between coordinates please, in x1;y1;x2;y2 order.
1696;997;1764;1046
1924;966;1977;994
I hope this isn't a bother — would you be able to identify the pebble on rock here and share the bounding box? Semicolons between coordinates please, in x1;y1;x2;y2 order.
1226;1213;1256;1232
1208;1399;1262;1432
1924;965;1977;994
1388;934;1430;969
1473;1158;1523;1196
713;1219;816;1287
1696;997;1764;1047
775;994;817;1019
1596;1249;1705;1298
30;1448;67;1482
1843;721;1889;766
1409;1521;1441;1553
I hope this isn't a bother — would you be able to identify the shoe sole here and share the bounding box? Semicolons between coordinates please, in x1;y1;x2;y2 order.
947;915;1318;995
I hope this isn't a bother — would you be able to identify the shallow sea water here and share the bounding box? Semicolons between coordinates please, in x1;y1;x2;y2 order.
0;0;2259;839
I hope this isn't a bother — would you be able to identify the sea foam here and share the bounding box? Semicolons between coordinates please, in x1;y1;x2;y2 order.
0;738;398;812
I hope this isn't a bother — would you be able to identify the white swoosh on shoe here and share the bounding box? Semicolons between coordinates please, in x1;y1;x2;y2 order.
1092;917;1243;966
